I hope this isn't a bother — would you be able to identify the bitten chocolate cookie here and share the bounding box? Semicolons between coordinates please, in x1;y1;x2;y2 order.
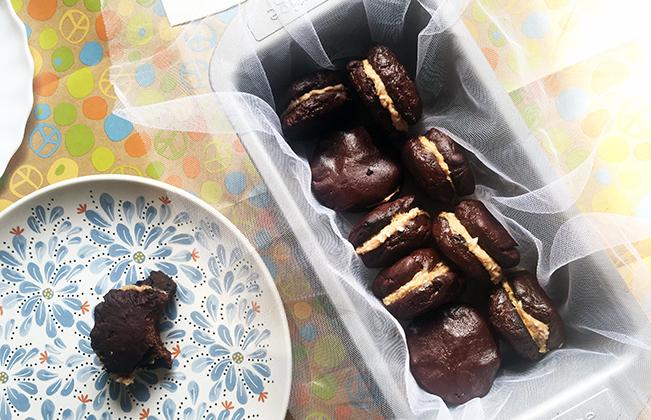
310;127;401;211
347;45;422;136
91;271;177;384
349;195;431;268
432;199;519;284
373;249;464;320
280;71;350;139
407;305;500;405
489;271;565;361
402;128;475;203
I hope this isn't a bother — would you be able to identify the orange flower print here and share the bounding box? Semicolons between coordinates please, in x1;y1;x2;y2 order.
171;344;181;358
9;226;24;236
80;301;90;314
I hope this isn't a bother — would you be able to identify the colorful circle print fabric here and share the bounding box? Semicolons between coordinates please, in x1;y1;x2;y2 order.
2;0;651;418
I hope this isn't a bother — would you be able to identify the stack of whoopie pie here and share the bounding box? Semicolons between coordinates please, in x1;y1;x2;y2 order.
278;45;565;405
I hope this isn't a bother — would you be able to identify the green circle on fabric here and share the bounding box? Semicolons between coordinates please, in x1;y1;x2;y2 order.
292;344;307;363
65;125;95;156
62;0;79;5
39;28;58;50
146;161;164;179
52;47;74;72
54;103;77;126
313;334;345;369
160;74;177;93
310;374;338;401
91;147;115;172
128;51;142;62
83;0;100;11
126;15;153;46
66;68;94;98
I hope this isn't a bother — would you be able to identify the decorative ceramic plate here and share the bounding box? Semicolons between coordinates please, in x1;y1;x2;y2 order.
0;0;33;177
0;175;292;419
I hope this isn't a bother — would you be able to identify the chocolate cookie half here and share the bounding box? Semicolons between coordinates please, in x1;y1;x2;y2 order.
432;199;519;284
373;248;464;320
407;305;500;405
280;71;350;139
489;271;565;361
347;45;422;136
402;128;475;203
90;271;177;384
349;195;431;268
310;126;401;211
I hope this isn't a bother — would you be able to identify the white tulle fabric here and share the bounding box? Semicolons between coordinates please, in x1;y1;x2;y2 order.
104;0;651;418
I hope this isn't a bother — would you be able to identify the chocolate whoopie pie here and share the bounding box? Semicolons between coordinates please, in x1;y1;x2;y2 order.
407;305;500;405
373;248;464;320
489;271;565;361
432;199;519;284
310;127;401;211
280;71;351;139
402;128;475;203
349;195;431;268
90;271;177;383
347;45;422;136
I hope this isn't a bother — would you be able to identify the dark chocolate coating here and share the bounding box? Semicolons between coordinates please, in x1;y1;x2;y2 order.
432;215;492;282
348;195;431;268
310;127;401;211
367;46;422;124
281;71;350;140
402;128;475;203
136;270;178;297
488;271;565;361
347;59;397;136
455;200;519;268
91;272;177;377
407;305;500;405
431;200;519;282
373;248;464;319
347;45;421;137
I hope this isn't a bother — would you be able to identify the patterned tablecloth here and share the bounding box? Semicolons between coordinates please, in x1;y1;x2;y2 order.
2;0;650;417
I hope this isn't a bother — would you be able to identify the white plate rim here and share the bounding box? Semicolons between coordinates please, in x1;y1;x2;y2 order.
0;174;293;416
0;0;34;177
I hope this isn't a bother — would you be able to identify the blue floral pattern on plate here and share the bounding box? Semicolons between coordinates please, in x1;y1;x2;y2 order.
0;178;291;419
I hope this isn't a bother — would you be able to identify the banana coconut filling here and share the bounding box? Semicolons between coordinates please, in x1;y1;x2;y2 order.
382;262;450;306
502;281;550;353
285;84;346;113
439;212;504;283
356;208;426;255
361;60;408;132
419;136;454;190
121;284;154;293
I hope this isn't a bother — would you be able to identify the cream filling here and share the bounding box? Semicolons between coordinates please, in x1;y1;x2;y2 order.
382;262;449;306
120;284;153;293
502;281;550;353
419;136;454;189
285;84;346;113
356;208;426;255
379;187;400;205
361;60;408;132
114;375;135;386
439;212;504;284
